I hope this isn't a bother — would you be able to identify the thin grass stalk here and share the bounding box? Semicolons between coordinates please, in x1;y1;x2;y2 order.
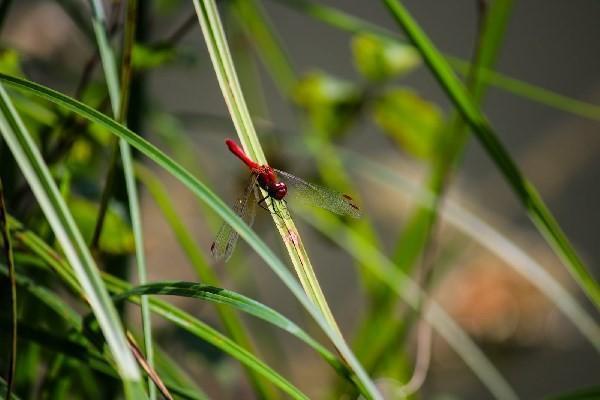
380;0;600;307
134;163;280;397
340;148;600;350
298;209;518;400
0;262;209;400
367;0;514;376
194;0;341;334
0;178;16;400
119;2;155;398
87;1;155;396
0;84;143;391
13;226;310;400
192;1;382;397
225;5;390;383
0;70;378;399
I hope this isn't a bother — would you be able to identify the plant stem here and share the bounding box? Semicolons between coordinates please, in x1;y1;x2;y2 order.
0;177;16;400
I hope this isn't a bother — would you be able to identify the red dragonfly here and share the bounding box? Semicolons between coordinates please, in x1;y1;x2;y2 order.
211;139;361;261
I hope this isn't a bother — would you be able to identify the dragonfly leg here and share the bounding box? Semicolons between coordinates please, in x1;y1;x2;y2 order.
257;195;290;222
257;195;270;212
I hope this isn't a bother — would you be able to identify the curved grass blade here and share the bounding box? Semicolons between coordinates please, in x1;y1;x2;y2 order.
0;315;207;400
0;262;208;400
298;209;518;400
381;0;600;307
114;281;348;375
0;73;374;399
108;279;310;400
0;83;143;388
12;217;310;400
190;2;379;396
341;149;600;350
87;1;155;397
134;163;276;395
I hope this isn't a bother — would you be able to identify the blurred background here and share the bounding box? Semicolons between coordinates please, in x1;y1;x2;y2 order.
1;0;599;399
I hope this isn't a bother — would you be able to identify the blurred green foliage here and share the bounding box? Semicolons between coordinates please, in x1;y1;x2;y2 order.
352;33;420;82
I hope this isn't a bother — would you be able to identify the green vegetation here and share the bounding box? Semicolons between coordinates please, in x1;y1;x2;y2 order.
0;1;597;399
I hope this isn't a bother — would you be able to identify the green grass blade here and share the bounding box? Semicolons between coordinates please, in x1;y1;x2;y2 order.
0;179;17;400
87;1;154;396
113;285;309;400
13;223;310;400
0;73;374;396
270;0;600;121
343;150;600;351
298;209;518;400
449;57;600;121
196;0;341;332
393;0;512;286
0;84;143;389
88;0;120;116
381;0;600;308
115;281;348;375
190;3;379;396
1;261;208;400
136;162;293;397
194;0;381;399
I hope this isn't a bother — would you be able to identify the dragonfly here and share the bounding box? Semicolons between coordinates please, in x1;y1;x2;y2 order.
211;139;361;261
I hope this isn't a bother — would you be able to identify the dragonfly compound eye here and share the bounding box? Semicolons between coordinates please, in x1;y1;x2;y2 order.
271;182;287;200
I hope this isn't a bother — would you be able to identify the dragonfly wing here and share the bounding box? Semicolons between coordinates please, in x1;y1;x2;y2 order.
274;169;361;218
211;174;258;261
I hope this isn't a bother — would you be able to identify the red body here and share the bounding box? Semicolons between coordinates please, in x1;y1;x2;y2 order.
225;139;287;200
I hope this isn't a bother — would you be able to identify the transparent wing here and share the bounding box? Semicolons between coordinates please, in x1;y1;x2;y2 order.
211;174;258;261
274;169;361;218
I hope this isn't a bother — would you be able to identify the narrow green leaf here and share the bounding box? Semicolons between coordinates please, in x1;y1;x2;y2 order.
87;1;154;397
0;52;379;400
0;83;142;386
0;178;16;400
115;281;348;376
298;208;518;400
0;262;208;400
189;10;378;398
341;148;600;350
372;87;443;160
381;0;600;307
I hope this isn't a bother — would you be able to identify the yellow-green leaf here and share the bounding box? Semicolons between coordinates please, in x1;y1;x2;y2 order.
352;33;420;81
293;71;360;134
373;88;443;160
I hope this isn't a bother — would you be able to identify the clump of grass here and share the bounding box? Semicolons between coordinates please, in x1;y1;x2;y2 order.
0;1;597;400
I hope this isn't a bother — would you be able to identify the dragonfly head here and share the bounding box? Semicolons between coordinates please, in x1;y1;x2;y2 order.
270;181;287;200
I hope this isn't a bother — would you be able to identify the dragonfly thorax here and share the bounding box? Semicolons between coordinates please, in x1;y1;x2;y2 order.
256;166;287;200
